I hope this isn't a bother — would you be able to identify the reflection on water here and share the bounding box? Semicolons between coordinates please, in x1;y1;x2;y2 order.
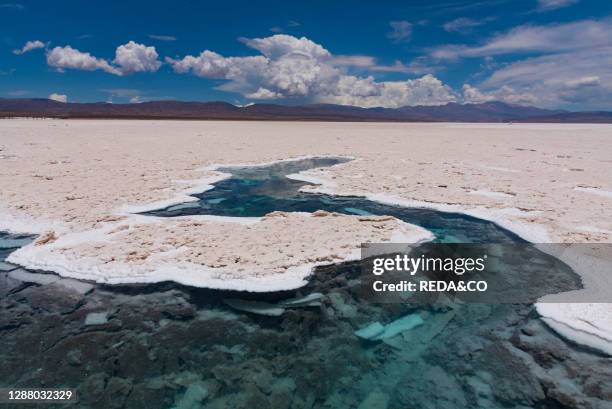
1;158;609;409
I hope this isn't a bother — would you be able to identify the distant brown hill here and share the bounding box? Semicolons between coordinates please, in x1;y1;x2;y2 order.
518;111;612;124
0;98;610;123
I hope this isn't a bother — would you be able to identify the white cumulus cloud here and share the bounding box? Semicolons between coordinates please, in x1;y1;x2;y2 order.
13;40;45;55
166;50;267;79
45;42;161;76
241;34;331;60
246;88;283;99
113;41;162;74
48;93;67;103
326;74;457;107
167;34;455;108
47;46;122;75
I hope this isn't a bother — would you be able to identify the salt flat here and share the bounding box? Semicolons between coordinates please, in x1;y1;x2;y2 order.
0;119;611;353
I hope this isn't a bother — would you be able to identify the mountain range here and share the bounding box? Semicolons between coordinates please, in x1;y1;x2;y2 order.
1;98;611;123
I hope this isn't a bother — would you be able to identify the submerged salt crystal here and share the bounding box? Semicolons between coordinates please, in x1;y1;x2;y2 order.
0;261;19;272
343;207;373;216
170;382;209;409
85;312;109;326
357;390;390;409
8;269;60;285
354;322;385;340
374;314;424;340
280;292;324;307
223;299;285;316
355;314;425;341
54;278;95;295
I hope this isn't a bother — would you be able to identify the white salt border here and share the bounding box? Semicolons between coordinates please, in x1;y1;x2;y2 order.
7;212;432;292
0;203;64;235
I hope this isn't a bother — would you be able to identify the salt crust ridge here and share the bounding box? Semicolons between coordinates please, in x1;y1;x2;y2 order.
5;155;431;292
6;213;433;292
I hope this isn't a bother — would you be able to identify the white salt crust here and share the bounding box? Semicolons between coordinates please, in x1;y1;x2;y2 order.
1;120;611;355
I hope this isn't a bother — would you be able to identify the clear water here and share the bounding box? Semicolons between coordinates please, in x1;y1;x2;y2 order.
1;158;607;409
0;232;34;261
146;157;526;244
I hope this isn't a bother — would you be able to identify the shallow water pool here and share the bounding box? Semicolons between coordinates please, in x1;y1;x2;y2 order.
1;158;609;409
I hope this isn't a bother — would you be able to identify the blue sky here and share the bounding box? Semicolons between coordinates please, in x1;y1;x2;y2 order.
1;0;611;109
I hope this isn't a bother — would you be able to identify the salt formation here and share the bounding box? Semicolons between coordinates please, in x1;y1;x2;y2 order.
354;313;424;341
